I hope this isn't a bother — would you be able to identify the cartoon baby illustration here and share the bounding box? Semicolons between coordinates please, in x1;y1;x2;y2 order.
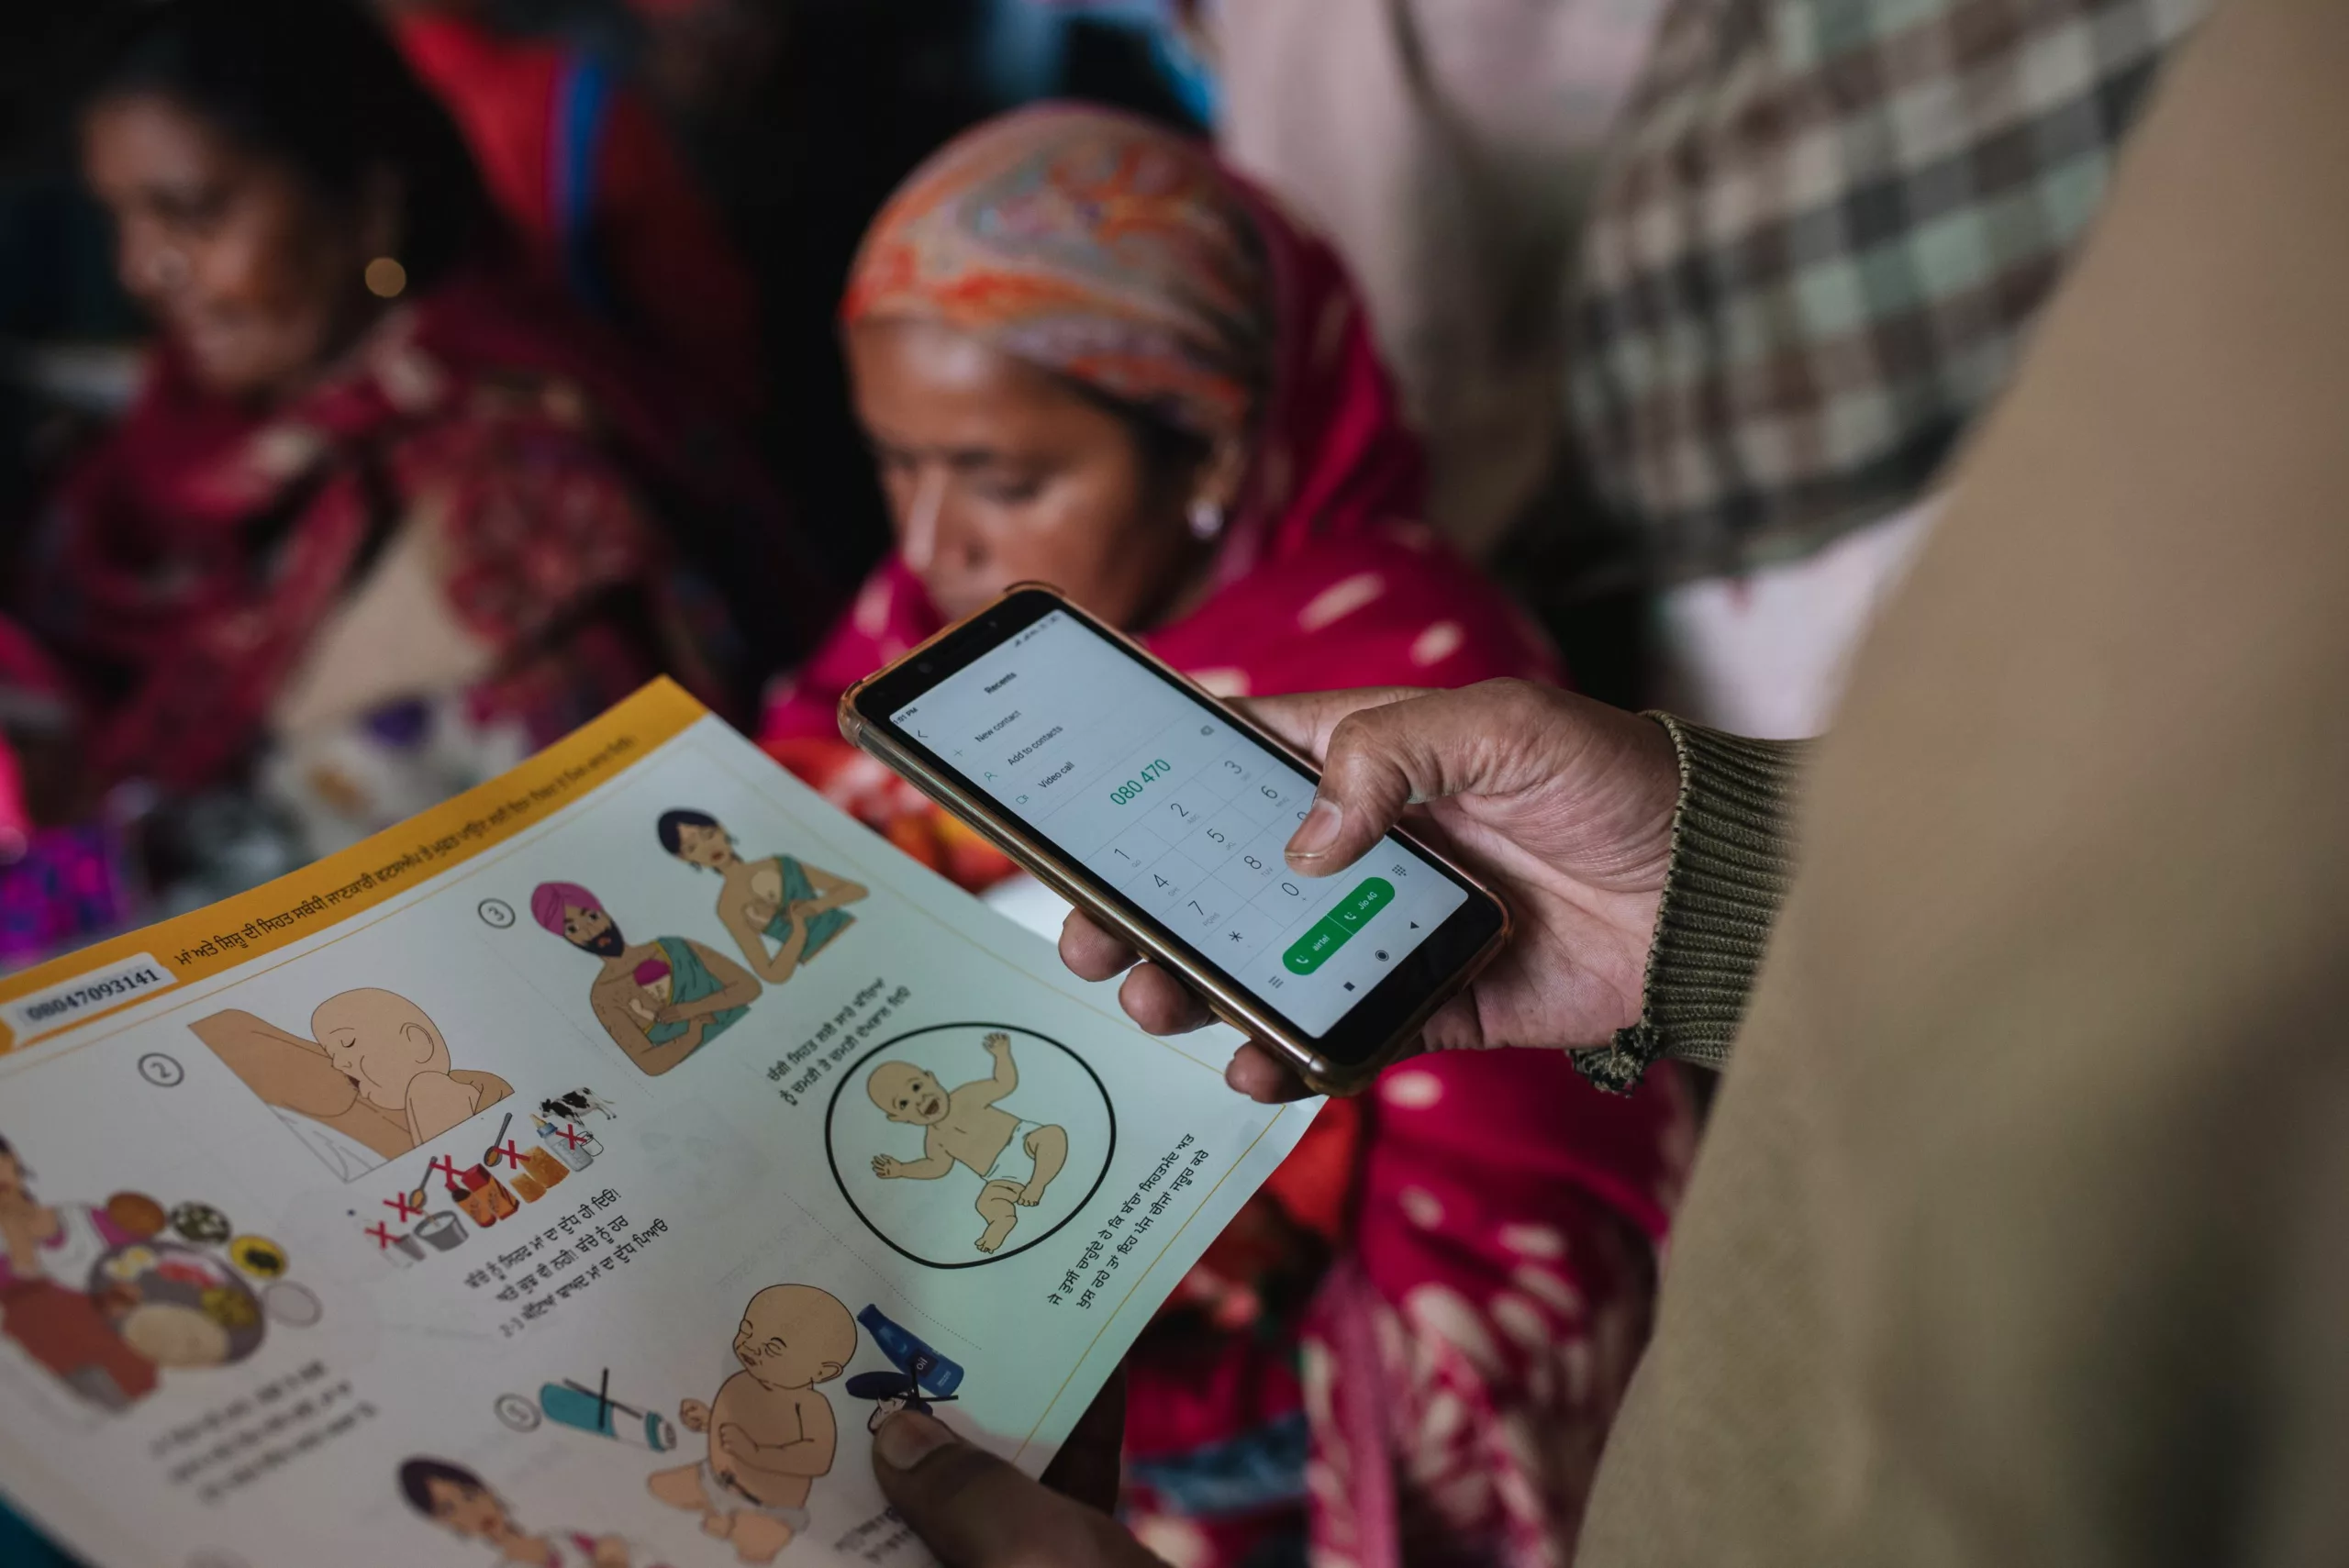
401;1456;659;1567
868;1033;1069;1253
192;989;512;1177
656;810;867;985
532;881;762;1077
647;1284;856;1563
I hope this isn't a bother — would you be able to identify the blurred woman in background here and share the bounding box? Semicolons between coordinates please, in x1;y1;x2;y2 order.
1;0;808;956
763;105;1689;1567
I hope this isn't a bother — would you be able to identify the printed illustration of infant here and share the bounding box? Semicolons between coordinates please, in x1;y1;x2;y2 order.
623;957;674;1028
741;861;786;929
314;989;487;1149
648;1284;856;1563
868;1033;1069;1253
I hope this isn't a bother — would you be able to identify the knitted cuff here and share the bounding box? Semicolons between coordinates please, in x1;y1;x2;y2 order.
1572;717;1809;1094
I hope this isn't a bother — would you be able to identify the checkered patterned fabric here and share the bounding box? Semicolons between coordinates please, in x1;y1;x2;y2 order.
1564;0;2204;592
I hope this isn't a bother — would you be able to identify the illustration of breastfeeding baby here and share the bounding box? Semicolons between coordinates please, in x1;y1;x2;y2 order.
655;810;866;986
868;1034;1069;1254
647;1284;856;1563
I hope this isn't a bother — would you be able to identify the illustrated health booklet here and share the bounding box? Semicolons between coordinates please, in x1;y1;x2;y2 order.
0;680;1317;1568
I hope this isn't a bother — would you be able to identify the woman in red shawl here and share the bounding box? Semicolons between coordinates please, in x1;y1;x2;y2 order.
763;106;1692;1568
3;0;802;956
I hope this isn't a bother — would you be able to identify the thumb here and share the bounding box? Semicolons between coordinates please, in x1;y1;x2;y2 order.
871;1412;1162;1568
1284;680;1542;875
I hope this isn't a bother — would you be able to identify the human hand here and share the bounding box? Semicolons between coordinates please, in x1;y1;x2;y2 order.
1059;681;1681;1101
983;1032;1011;1057
680;1397;711;1431
873;1155;903;1179
872;1372;1157;1565
719;1423;758;1465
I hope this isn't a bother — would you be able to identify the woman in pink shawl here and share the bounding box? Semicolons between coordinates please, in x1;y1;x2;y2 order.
763;105;1691;1567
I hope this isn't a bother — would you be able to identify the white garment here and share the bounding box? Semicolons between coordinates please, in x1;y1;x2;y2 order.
1214;0;1669;554
1652;501;1939;739
984;1121;1044;1187
30;1204;121;1291
272;1105;385;1181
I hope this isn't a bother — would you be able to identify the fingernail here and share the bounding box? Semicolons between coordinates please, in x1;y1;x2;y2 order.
1286;796;1343;862
874;1409;957;1470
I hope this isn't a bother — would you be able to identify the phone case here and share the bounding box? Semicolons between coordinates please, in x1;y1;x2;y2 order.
836;584;1510;1093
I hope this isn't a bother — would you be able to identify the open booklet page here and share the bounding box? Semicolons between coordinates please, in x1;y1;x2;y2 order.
0;680;1317;1568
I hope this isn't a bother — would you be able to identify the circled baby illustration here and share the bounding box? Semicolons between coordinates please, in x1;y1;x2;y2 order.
655;809;867;985
868;1033;1068;1254
531;882;762;1077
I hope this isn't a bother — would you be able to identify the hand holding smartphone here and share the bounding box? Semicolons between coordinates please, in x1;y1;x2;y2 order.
840;586;1510;1093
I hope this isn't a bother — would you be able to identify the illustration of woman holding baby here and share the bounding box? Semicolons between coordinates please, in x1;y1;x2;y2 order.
655;811;868;985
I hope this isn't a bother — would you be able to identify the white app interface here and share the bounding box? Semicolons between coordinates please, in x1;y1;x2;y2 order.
895;611;1467;1035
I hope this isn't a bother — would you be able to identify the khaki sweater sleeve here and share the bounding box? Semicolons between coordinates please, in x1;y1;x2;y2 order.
1573;719;1809;1093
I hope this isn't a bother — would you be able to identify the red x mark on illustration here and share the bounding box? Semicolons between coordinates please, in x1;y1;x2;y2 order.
383;1191;424;1223
553;1123;585;1151
366;1222;398;1250
428;1154;461;1186
498;1140;524;1167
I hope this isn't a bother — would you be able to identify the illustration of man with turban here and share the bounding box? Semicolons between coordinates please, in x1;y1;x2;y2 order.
530;881;762;1076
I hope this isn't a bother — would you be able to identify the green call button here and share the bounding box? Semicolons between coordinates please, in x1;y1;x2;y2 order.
1282;879;1396;974
1330;877;1395;931
1284;921;1348;974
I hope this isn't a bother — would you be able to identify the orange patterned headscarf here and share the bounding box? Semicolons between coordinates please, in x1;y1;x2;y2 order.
841;104;1270;451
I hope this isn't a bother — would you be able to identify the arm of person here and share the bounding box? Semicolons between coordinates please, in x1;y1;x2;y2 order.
404;1071;480;1146
1058;680;1809;1098
874;1131;957;1182
1569;717;1809;1092
721;1396;837;1479
968;1034;1018;1106
789;862;869;917
593;995;704;1077
664;942;763;1018
722;898;810;985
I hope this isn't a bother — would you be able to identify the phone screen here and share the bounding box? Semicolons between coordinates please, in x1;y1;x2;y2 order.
886;606;1474;1039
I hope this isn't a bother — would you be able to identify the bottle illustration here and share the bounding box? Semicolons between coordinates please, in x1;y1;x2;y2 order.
538;1380;676;1451
858;1304;963;1396
535;1118;595;1171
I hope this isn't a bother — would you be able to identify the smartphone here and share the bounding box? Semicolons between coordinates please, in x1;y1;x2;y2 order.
839;584;1510;1091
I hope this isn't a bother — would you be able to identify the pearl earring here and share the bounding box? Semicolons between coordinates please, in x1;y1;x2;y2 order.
1187;497;1225;541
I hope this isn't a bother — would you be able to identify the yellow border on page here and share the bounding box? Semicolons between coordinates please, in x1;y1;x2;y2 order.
0;678;708;1054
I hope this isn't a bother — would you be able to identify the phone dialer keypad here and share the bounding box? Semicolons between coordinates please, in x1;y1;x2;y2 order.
1252;872;1316;920
1131;850;1215;917
1173;885;1231;936
1226;772;1302;828
1152;789;1221;851
1180;813;1247;866
1206;901;1283;962
1102;819;1174;891
1208;740;1267;792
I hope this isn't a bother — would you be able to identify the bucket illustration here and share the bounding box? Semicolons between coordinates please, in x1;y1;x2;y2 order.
415;1212;467;1252
539;1380;675;1451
